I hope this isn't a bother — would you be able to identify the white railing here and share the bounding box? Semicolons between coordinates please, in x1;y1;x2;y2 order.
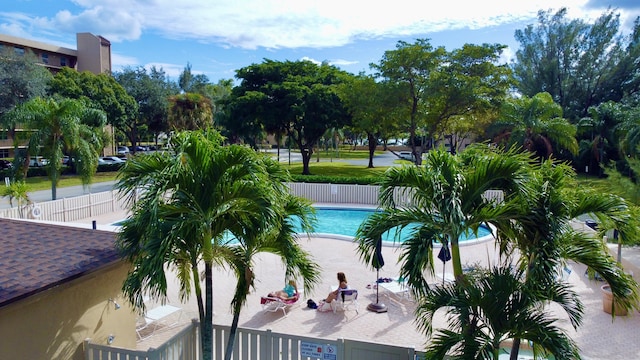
0;183;504;222
0;190;127;222
84;322;426;360
85;320;200;360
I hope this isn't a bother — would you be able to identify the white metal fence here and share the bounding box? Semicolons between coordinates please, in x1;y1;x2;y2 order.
84;321;199;360
0;183;503;222
0;190;127;222
84;322;426;360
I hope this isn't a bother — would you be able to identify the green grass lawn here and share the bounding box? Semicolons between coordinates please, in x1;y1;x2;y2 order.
22;172;120;192
283;162;390;177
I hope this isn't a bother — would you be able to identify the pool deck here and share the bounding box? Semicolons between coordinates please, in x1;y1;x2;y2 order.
72;205;640;360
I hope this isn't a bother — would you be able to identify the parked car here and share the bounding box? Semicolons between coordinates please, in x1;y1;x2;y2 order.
0;159;12;169
398;151;415;161
29;157;49;167
100;156;125;164
128;145;147;152
116;146;130;155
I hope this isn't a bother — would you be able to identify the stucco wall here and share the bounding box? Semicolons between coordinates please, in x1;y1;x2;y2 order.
0;262;136;360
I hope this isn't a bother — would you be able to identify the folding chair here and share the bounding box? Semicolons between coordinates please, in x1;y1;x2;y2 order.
331;289;359;314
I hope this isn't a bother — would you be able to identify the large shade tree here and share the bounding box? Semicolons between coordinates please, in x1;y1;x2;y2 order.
513;8;640;121
337;74;403;168
371;39;445;164
0;46;52;169
115;129;319;360
113;66;178;150
227;59;352;175
47;67;137;147
5;97;105;199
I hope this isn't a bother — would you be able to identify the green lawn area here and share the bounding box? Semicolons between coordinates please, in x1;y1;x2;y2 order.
283;162;390;177
23;172;120;192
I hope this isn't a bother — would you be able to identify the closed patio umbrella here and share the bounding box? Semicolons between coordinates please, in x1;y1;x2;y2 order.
367;236;387;313
437;244;451;285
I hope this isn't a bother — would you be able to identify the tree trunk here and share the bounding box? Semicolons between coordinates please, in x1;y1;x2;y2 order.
201;263;214;360
367;132;377;168
224;309;241;360
301;147;312;175
509;338;521;360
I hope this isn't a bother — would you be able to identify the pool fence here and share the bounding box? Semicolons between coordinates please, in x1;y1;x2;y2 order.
0;182;504;222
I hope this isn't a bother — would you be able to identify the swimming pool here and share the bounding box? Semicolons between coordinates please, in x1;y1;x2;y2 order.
305;207;493;246
111;206;494;246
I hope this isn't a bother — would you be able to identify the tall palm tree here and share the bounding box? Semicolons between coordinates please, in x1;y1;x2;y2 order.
576;101;624;175
115;129;318;360
355;145;532;295
499;159;639;310
417;266;582;360
223;193;320;360
5;97;105;199
483;158;639;359
489;92;578;159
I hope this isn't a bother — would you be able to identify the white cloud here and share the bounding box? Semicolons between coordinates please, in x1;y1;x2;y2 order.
5;0;610;50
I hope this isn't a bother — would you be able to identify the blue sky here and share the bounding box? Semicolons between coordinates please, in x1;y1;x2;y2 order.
2;1;639;83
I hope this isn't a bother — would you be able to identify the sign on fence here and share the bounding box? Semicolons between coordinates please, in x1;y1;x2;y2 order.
300;341;338;360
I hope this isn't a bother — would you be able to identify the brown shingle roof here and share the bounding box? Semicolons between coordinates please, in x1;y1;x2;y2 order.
0;218;121;307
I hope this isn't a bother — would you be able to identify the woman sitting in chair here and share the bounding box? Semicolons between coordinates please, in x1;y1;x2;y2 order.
268;280;298;300
325;272;348;303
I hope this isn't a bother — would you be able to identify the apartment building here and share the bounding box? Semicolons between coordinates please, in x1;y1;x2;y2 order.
0;33;112;159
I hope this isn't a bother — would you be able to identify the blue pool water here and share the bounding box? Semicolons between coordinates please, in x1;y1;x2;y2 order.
112;207;493;245
306;207;492;245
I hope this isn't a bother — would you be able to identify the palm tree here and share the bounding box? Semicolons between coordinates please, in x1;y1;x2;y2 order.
115;129;319;360
0;180;30;218
5;97;106;200
355;145;532;295
489;92;578;159
417;266;582;360
484;158;639;359
223;193;320;360
576;101;624;175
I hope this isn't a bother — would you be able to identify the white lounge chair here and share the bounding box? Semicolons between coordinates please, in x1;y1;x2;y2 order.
136;304;183;340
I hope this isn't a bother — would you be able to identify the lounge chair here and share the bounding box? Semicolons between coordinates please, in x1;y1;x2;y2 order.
136;304;183;340
260;292;300;316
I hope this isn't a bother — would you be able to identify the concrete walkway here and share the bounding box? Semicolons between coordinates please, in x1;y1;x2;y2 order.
69;209;640;360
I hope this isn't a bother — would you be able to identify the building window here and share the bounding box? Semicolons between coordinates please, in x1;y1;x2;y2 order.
60;57;67;66
0;149;9;158
42;53;49;64
14;46;25;56
0;130;7;140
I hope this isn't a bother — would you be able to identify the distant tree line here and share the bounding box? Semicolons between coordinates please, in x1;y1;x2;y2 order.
1;7;639;181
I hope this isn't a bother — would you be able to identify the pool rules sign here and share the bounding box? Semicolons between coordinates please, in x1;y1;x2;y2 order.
300;341;338;360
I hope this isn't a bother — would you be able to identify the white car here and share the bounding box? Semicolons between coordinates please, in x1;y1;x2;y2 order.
116;146;130;155
398;151;415;161
100;156;125;164
29;157;49;167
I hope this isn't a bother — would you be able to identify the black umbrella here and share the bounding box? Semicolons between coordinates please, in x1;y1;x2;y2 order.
437;244;451;285
367;236;388;313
